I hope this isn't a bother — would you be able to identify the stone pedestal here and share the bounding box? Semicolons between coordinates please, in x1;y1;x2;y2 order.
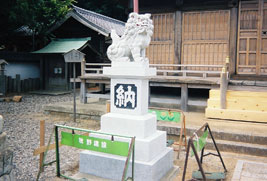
79;62;174;180
0;115;13;178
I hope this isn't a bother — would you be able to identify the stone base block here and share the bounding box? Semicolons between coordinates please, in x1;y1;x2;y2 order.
0;132;6;152
73;166;179;181
79;147;173;181
134;130;166;162
101;113;157;139
0;115;3;133
90;130;167;162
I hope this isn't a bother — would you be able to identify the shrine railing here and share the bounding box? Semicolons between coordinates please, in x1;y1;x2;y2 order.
81;62;224;78
81;63;111;76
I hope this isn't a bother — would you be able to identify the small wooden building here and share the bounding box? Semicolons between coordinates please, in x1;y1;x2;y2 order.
33;37;91;90
46;5;125;64
33;5;125;91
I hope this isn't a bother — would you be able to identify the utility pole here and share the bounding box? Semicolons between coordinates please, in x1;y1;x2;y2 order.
133;0;139;13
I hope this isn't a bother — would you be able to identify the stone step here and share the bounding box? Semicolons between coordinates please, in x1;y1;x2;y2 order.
157;123;267;145
205;139;267;157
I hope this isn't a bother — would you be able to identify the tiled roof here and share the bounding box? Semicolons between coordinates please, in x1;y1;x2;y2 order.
72;5;125;36
0;59;8;65
14;26;34;36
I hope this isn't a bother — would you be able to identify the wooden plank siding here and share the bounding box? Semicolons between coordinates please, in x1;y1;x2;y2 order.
237;0;259;74
206;89;267;122
237;0;267;75
181;11;230;71
261;0;267;74
146;13;176;69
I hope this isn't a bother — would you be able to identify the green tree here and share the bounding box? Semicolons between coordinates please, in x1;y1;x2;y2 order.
0;0;127;51
75;0;127;21
9;0;74;50
0;0;17;48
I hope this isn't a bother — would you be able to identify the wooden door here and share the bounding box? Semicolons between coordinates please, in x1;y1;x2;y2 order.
260;0;267;74
182;11;230;70
237;0;267;75
146;13;175;66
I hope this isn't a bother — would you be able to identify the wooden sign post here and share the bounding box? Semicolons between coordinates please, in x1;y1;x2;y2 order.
39;120;45;172
63;49;85;122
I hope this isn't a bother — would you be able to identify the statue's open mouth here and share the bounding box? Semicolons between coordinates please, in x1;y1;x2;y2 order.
141;24;148;27
107;12;153;62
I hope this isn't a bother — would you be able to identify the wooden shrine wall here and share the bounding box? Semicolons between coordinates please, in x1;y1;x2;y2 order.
237;0;267;75
181;10;230;70
146;13;176;67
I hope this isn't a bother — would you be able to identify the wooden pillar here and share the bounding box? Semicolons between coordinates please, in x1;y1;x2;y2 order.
14;76;17;92
16;74;21;93
81;58;85;76
256;0;263;75
4;76;7;93
44;58;49;90
40;58;44;90
80;79;87;104
65;62;68;90
11;78;15;93
174;11;182;65
36;78;40;90
7;76;12;93
148;83;151;105
0;75;5;95
100;84;106;94
220;72;228;109
68;62;72;90
106;100;110;113
229;7;238;75
181;84;188;112
39;120;45;172
33;78;37;90
21;80;24;92
29;78;33;91
24;79;29;92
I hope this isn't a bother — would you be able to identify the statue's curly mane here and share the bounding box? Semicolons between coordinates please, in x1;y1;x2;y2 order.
107;13;154;62
121;13;153;40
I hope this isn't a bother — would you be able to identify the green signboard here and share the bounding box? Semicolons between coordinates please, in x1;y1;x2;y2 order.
191;130;208;157
148;109;181;123
61;132;129;156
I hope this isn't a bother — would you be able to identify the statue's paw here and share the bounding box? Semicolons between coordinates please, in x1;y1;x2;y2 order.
144;58;149;62
134;57;145;62
118;57;130;62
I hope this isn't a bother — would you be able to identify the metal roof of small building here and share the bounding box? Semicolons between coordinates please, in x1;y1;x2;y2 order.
32;37;91;54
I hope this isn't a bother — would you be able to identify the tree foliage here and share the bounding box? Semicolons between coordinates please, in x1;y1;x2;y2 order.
9;0;74;36
0;0;128;51
75;0;127;21
0;0;16;36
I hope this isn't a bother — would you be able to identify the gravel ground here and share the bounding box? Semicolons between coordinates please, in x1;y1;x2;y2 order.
0;93;99;181
2;93;267;181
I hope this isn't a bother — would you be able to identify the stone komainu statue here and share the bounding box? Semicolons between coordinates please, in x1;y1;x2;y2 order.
107;12;154;62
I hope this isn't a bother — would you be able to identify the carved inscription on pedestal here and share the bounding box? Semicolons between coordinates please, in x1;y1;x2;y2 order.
114;84;137;109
